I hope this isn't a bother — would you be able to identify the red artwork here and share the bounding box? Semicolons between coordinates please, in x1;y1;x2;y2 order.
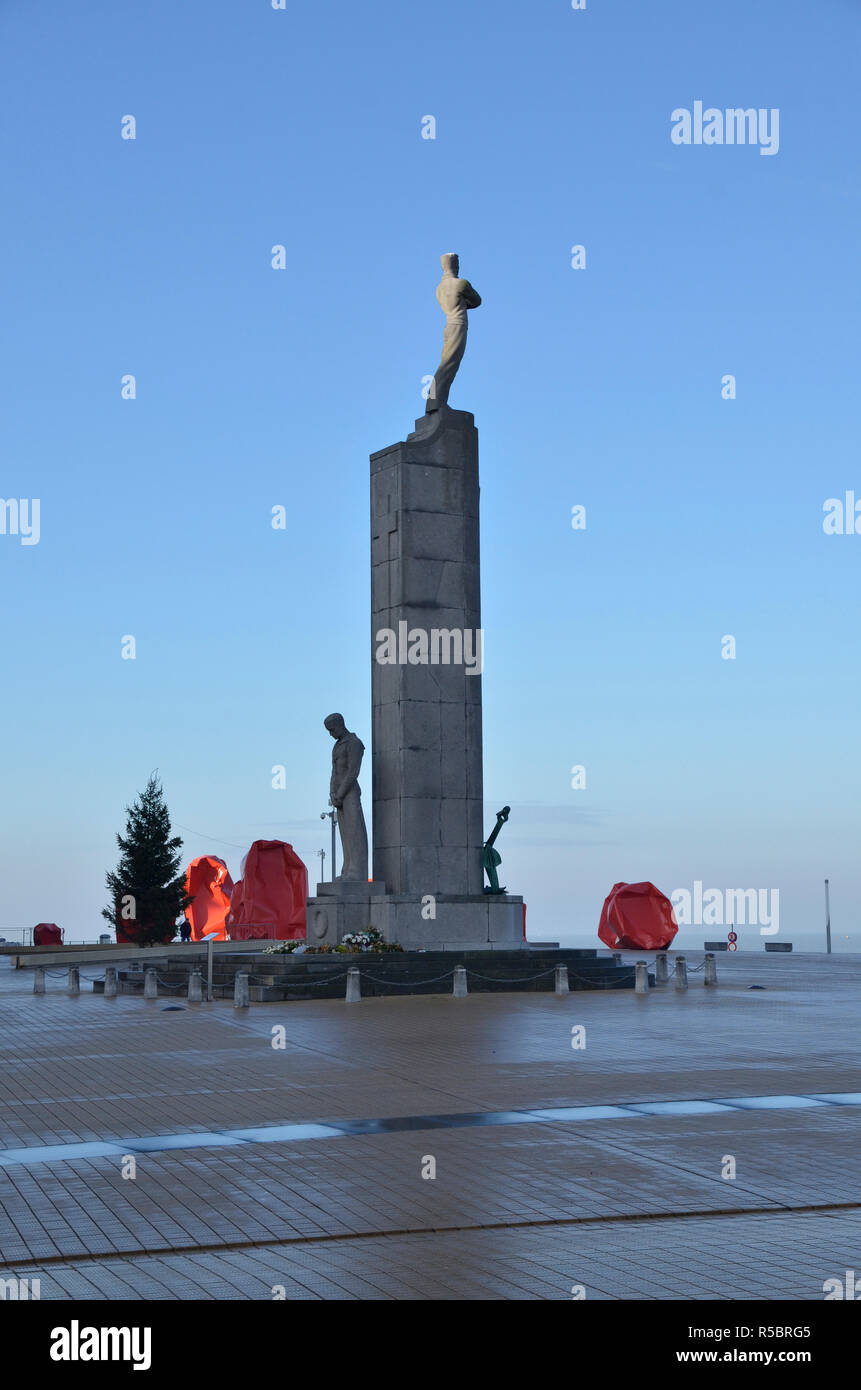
597;881;678;951
184;856;235;942
33;923;63;946
227;840;308;941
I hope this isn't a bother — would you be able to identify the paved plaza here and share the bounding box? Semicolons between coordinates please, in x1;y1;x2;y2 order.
0;951;858;1300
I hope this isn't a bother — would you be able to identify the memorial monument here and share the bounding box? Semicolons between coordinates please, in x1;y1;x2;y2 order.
306;256;524;950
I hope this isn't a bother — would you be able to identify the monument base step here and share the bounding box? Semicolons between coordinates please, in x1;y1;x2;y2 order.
99;948;643;999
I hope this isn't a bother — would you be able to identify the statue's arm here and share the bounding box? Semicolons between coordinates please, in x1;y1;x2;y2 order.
462;280;482;309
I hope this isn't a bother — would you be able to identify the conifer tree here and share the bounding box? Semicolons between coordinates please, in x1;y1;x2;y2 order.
103;773;190;945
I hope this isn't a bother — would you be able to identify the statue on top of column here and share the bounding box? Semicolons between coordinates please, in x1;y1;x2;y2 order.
425;253;481;413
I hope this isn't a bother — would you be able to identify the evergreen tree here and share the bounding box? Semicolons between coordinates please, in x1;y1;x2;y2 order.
103;773;190;945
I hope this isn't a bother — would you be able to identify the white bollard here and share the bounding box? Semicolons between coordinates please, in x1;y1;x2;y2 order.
635;960;649;994
704;952;717;987
67;966;80;996
104;966;118;999
452;966;468;998
555;965;569;995
144;968;158;1000
187;969;203;1002
674;956;688;992
234;972;250;1009
345;968;361;1003
655;952;669;985
33;967;46;996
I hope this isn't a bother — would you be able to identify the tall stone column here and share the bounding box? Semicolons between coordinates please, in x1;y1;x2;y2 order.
371;406;484;897
305;403;523;951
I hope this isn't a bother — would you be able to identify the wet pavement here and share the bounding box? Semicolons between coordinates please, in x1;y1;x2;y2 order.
0;950;858;1299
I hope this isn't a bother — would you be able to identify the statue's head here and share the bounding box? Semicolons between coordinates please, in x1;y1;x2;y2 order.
441;252;459;276
324;712;346;739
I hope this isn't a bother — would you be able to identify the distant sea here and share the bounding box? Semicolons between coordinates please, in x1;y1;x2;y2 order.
1;927;853;953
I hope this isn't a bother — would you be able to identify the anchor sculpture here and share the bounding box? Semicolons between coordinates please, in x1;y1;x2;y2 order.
481;805;511;894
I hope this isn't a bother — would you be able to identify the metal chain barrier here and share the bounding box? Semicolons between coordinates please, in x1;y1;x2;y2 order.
359;969;457;987
464;966;560;984
37;953;678;997
276;970;352;986
570;967;626;986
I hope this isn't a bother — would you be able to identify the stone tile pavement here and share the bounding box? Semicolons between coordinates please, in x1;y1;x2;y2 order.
0;951;858;1299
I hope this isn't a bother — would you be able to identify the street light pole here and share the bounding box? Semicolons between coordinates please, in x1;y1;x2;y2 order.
825;879;832;955
320;810;338;880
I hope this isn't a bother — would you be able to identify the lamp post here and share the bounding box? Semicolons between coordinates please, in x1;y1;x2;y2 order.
320;810;337;881
316;848;326;882
825;879;832;955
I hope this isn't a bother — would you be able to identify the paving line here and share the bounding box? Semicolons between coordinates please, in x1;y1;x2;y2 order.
1;1091;859;1169
2;1201;861;1274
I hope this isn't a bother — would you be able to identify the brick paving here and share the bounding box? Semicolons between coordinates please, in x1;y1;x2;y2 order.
0;950;858;1299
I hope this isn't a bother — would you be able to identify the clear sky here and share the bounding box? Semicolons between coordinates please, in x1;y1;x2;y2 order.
1;0;858;950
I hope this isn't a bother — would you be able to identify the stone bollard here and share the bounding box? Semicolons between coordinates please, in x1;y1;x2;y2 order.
655;952;669;985
345;968;361;1003
704;952;717;987
67;966;80;997
555;965;569;995
635;960;649;995
33;967;46;996
144;968;158;1000
452;966;468;997
187;969;203;1003
234;973;250;1009
104;966;118;999
674;956;688;992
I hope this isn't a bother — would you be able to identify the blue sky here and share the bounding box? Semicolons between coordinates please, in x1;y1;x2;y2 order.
1;0;858;949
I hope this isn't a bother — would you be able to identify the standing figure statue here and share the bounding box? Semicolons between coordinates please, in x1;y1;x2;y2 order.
425;252;481;413
324;713;369;882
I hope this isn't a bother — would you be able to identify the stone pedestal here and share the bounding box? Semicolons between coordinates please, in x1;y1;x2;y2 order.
305;889;524;952
371;407;484;897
